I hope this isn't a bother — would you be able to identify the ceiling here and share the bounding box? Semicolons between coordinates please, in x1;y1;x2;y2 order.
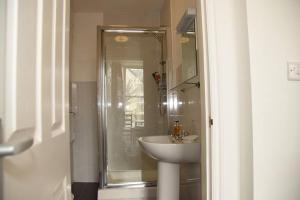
72;0;165;14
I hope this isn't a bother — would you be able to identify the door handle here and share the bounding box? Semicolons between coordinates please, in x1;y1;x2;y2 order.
0;137;33;157
0;118;34;157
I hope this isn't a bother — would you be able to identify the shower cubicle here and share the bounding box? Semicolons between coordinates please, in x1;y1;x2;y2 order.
97;27;169;188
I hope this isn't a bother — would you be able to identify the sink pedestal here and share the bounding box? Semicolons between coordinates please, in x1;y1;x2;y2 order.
138;135;200;200
157;162;180;200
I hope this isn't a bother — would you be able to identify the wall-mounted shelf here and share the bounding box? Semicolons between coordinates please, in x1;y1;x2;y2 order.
169;76;200;93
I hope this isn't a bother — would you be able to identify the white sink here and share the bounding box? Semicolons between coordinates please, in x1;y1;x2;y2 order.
138;135;200;163
138;135;200;200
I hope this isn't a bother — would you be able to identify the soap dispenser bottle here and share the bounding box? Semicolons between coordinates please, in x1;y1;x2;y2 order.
172;120;182;138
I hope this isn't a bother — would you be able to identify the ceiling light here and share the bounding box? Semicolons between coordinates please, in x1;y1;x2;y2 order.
114;35;128;43
180;36;190;43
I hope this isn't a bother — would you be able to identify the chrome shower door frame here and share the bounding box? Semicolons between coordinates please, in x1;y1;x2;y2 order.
97;26;167;188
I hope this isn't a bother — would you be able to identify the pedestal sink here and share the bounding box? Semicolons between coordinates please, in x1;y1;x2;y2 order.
138;135;200;200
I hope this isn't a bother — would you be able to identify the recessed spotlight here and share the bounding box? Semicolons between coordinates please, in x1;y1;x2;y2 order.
180;36;190;43
114;35;128;43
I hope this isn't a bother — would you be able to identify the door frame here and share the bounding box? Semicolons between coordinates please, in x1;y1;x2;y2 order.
0;0;6;197
196;0;218;199
197;0;235;199
197;0;254;200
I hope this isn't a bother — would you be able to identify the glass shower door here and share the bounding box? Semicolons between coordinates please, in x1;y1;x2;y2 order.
101;30;168;186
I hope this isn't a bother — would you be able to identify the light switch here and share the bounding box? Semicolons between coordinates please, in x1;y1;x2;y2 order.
287;62;300;81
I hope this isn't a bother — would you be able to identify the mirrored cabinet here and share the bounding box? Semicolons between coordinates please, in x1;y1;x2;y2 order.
179;20;197;83
169;8;199;90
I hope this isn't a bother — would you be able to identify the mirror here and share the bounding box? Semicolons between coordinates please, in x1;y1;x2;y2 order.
176;8;197;84
180;21;197;82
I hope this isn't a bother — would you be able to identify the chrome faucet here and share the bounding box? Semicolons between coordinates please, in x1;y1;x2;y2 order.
171;125;190;143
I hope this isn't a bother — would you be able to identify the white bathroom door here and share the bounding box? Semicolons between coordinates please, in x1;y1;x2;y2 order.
0;0;71;200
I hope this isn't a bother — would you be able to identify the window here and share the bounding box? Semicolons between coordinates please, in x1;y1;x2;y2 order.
124;67;144;128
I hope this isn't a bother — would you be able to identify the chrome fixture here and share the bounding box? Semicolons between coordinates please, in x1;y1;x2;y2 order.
97;26;168;189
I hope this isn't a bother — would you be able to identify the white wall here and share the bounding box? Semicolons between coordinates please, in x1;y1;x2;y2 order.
0;0;5;120
206;0;300;200
71;13;103;82
103;11;160;27
246;0;300;199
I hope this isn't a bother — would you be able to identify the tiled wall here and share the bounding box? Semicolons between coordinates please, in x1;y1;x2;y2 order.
168;85;202;184
168;86;201;135
70;81;99;182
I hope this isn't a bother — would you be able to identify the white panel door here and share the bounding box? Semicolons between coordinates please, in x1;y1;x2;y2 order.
0;0;71;199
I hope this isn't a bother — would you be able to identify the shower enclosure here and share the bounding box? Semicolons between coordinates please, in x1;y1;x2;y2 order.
98;27;168;188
